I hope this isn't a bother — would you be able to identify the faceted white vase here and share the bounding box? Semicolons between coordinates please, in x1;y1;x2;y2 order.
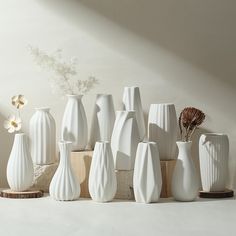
122;86;146;140
148;103;177;160
89;94;115;149
133;142;162;203
49;141;80;201
171;141;199;201
111;111;140;170
30;107;56;165
199;133;229;192
89;142;117;202
61;95;88;151
7;133;34;191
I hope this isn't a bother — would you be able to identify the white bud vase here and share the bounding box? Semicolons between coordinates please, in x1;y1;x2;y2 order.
7;133;34;191
171;141;199;201
89;142;117;202
61;95;88;151
133;142;162;203
49;141;80;201
199;133;229;192
30;107;56;165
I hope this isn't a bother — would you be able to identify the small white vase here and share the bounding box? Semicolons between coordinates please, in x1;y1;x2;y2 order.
148;103;177;160
30;107;56;165
111;111;140;170
133;142;162;203
7;133;34;191
199;133;229;192
61;95;88;151
171;141;199;201
89;142;117;202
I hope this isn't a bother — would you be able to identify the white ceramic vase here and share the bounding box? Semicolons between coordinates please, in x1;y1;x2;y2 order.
122;86;146;140
111;111;140;170
89;94;115;149
89;142;117;202
7;133;34;191
148;103;177;160
49;141;80;201
30;107;56;165
199;133;229;192
61;95;88;151
133;142;162;203
171;141;199;201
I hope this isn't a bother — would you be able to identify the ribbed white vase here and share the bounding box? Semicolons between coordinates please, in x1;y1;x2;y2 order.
89;94;115;149
7;133;34;191
122;86;146;140
61;95;88;151
199;133;229;192
49;141;80;201
148;103;177;160
30;107;56;165
89;142;117;202
111;111;140;170
133;142;162;203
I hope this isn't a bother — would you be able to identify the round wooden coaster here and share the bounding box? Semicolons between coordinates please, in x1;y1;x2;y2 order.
199;189;234;198
0;189;44;199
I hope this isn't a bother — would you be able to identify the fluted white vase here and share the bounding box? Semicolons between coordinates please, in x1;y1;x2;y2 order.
89;94;115;149
171;141;199;201
148;103;177;160
199;133;229;192
133;142;162;203
30;107;56;165
122;86;146;140
89;142;117;202
7;133;34;191
49;141;80;201
61;95;88;151
111;111;140;170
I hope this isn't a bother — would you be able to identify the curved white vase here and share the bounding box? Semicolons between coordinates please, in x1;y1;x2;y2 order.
61;95;88;151
148;103;177;160
49;141;80;201
133;142;162;203
7;133;34;191
30;107;56;165
89;142;117;202
111;111;140;170
199;133;229;192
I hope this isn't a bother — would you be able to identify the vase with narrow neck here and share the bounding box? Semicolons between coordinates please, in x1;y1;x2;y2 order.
61;95;88;151
171;141;199;201
7;133;34;191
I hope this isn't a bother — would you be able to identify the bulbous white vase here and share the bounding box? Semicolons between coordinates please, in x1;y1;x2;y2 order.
199;133;229;192
148;103;177;160
122;86;146;140
133;142;162;203
30;107;56;165
7;133;34;191
111;111;140;170
61;95;88;151
49;141;80;201
89;94;115;149
89;142;117;202
171;141;199;201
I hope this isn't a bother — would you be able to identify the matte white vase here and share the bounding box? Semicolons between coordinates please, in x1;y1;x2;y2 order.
49;141;80;201
89;141;117;202
111;111;140;170
61;95;88;151
89;94;115;149
133;142;162;203
148;103;177;160
171;141;199;201
122;86;146;140
199;133;229;192
30;107;56;165
7;133;34;191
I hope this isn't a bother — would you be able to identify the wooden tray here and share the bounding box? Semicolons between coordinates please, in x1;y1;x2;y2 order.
0;189;44;199
199;189;234;198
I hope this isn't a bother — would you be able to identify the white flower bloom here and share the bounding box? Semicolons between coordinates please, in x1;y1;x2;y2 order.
11;95;28;109
4;115;22;133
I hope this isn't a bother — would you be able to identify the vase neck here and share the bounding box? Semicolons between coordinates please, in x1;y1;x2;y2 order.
35;107;50;113
177;141;192;160
67;94;83;100
59;142;72;167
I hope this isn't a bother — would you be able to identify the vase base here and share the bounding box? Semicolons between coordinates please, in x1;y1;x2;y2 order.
199;189;234;198
0;189;44;199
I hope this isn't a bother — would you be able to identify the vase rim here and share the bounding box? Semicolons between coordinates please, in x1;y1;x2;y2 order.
96;93;112;97
116;110;135;113
202;133;227;137
15;132;25;136
35;107;50;111
140;141;156;145
59;141;73;145
66;94;83;98
176;141;192;144
151;103;174;106
124;86;139;89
